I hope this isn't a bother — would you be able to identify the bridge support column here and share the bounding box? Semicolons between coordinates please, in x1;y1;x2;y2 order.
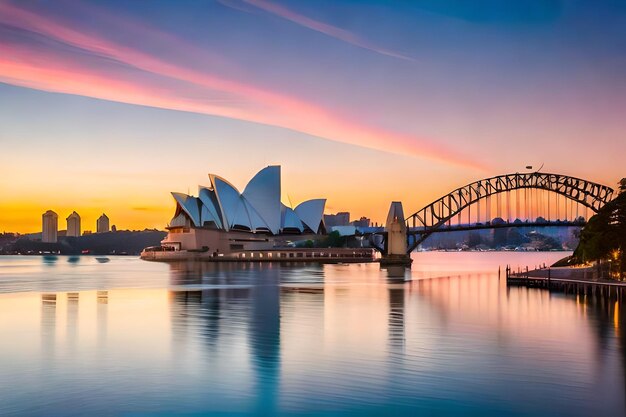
381;201;413;267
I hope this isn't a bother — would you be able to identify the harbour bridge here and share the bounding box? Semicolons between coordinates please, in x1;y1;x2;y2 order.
370;171;615;258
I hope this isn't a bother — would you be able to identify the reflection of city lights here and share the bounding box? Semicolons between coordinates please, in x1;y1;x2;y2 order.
609;250;622;279
614;301;620;331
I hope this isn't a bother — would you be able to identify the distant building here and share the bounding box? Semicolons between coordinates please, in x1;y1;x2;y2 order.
111;225;117;232
352;217;371;228
324;212;350;228
83;230;92;235
66;211;81;237
42;210;58;243
97;214;110;233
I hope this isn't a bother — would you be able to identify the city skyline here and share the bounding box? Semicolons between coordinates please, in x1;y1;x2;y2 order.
33;210;112;238
2;0;625;233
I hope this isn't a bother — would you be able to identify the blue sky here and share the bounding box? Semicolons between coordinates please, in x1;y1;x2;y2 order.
1;0;625;231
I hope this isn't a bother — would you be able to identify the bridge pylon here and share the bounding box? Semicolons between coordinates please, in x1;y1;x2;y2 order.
381;201;412;267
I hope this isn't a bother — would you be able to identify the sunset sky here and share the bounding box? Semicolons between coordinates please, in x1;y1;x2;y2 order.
1;0;625;233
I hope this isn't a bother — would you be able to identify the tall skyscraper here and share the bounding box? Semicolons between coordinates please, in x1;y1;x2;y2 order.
96;213;110;233
42;210;58;243
66;211;81;237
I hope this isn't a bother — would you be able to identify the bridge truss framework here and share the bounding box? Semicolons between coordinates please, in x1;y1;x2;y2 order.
403;172;614;253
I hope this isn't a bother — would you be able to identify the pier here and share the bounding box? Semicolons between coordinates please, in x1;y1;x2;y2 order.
506;265;626;300
142;247;377;263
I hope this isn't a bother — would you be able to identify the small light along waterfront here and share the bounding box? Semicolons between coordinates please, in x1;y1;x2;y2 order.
1;251;625;417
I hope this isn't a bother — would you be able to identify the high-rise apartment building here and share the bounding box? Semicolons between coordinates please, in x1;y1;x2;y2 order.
96;213;110;233
42;210;58;243
66;211;81;237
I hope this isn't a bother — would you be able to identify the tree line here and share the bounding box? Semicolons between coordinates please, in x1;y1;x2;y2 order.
573;179;626;279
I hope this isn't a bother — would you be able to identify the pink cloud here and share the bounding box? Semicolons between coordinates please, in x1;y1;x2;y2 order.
223;0;414;61
0;1;484;170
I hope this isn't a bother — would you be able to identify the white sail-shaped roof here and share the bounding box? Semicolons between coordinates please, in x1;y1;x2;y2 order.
242;166;281;234
241;197;271;231
210;175;242;231
169;167;327;235
229;199;252;230
295;199;326;233
281;204;304;232
198;187;223;228
169;212;188;228
200;205;219;228
172;192;201;227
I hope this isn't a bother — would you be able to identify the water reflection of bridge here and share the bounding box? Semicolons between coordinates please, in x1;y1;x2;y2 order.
19;255;626;414
163;260;626;414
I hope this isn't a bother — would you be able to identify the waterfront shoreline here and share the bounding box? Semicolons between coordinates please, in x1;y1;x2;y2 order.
140;247;377;263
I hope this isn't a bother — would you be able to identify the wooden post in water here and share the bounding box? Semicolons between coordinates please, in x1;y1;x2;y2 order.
548;268;551;289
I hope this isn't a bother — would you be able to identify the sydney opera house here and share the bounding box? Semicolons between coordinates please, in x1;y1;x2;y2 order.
158;166;327;254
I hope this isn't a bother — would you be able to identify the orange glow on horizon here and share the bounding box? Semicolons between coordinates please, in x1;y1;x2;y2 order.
3;2;621;235
1;182;445;233
0;201;171;234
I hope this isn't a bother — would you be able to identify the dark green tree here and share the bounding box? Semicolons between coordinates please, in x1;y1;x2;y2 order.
574;178;626;278
324;231;346;248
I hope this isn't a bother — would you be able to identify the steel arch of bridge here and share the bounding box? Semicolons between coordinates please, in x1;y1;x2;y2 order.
405;172;614;253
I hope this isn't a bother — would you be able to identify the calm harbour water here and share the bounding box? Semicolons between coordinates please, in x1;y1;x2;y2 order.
0;252;624;417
